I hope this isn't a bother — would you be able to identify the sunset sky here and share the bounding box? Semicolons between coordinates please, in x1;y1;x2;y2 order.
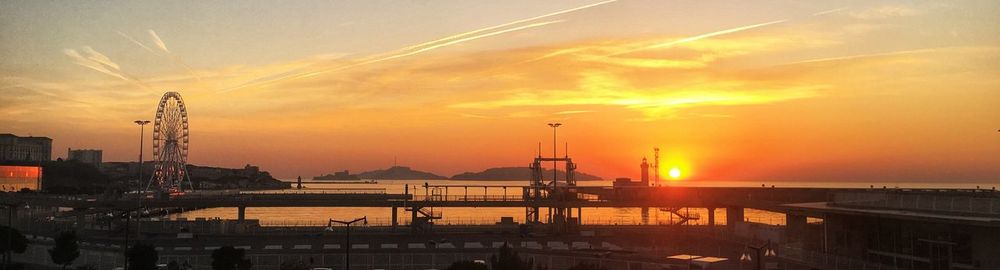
2;0;998;182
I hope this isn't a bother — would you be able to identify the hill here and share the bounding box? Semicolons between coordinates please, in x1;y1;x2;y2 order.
357;166;448;180
450;167;604;181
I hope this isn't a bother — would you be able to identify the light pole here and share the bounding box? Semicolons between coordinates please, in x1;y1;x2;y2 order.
547;123;562;183
134;120;150;195
133;120;149;248
327;216;366;270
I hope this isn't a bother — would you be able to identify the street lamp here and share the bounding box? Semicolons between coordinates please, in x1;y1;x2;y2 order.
327;216;367;270
547;123;562;183
739;240;777;270
134;120;150;195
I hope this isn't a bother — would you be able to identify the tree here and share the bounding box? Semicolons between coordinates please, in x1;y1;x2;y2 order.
489;244;534;270
212;246;252;270
127;243;159;270
0;226;28;266
48;230;80;270
167;260;180;270
447;260;489;270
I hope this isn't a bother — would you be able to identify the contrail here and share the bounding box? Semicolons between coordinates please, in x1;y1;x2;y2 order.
609;19;788;57
220;0;617;93
117;31;155;53
397;0;617;53
220;20;565;92
119;30;201;81
294;20;566;80
777;48;939;66
64;47;149;89
148;30;170;53
812;7;848;16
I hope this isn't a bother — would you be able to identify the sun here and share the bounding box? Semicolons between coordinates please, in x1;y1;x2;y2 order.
668;167;682;179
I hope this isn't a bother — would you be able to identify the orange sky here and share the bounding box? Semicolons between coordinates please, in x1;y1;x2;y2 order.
2;1;999;182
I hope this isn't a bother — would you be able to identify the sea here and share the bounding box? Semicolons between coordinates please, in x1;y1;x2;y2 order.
167;179;996;227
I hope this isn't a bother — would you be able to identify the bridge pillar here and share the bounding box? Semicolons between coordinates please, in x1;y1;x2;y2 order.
726;207;743;232
237;206;246;222
786;213;807;243
708;208;716;226
391;206;398;228
641;207;649;225
577;208;582;225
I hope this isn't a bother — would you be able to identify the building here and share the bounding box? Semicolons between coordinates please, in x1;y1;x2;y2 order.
67;148;102;168
783;189;1000;270
0;163;42;191
0;133;52;162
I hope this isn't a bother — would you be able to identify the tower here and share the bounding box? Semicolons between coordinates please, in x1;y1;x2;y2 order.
640;157;650;186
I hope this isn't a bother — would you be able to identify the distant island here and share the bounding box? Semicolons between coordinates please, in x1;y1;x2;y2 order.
312;170;360;180
357;166;449;180
451;167;604;181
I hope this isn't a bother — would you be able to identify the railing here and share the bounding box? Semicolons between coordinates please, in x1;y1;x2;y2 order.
241;188;387;195
412;194;528;202
832;191;1000;216
779;246;897;270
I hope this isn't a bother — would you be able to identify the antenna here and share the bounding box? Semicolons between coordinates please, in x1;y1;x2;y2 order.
564;142;568;157
537;142;542;157
653;147;660;186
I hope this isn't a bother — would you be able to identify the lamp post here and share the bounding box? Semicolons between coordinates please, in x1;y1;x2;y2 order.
133;120;149;247
327;216;366;270
547;123;562;183
134;120;150;195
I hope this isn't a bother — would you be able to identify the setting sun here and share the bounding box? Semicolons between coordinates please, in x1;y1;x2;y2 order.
668;168;681;180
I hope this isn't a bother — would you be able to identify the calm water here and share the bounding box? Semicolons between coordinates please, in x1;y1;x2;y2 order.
167;179;995;226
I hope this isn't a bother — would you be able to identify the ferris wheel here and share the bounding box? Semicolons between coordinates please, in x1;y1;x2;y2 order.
147;91;194;192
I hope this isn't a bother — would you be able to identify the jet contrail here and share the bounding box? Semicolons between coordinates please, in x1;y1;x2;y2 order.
149;30;170;53
117;31;155;53
220;20;566;92
294;20;566;80
220;0;617;93
397;0;617;53
778;48;939;66
609;19;788;57
812;7;848;16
